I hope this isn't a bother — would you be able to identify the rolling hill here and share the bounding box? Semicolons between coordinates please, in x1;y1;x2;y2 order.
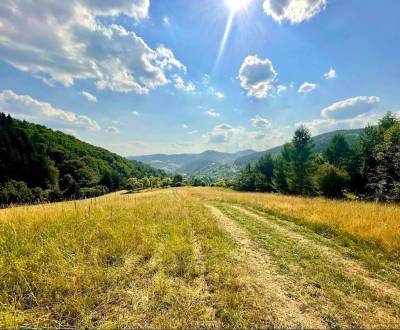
130;128;364;178
129;149;256;178
0;113;163;202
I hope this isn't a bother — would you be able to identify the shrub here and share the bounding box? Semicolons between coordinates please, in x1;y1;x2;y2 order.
313;164;350;198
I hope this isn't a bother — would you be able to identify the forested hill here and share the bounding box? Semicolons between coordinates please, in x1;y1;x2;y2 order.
0;113;164;203
130;129;364;179
234;128;364;166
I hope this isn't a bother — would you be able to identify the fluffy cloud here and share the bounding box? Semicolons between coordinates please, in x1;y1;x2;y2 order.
0;90;100;131
297;113;381;135
105;126;121;134
172;75;196;93
0;1;187;94
238;56;277;98
263;0;327;24
80;91;97;102
298;96;382;135
324;68;336;80
132;111;140;117
251;115;272;129
205;109;221;117
277;84;288;94
298;82;318;93
321;96;381;120
206;124;243;144
204;122;291;152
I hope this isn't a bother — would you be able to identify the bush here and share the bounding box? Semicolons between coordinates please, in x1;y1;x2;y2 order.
313;164;350;198
0;180;33;204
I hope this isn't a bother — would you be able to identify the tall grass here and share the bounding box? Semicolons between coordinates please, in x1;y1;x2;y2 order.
186;188;400;253
0;190;271;328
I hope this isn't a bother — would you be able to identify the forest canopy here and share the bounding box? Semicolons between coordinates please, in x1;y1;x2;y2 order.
0;113;165;205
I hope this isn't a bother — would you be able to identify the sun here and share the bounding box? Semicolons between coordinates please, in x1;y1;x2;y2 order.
224;0;251;13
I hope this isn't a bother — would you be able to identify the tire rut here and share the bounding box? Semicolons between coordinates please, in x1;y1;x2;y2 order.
230;204;400;304
205;204;327;329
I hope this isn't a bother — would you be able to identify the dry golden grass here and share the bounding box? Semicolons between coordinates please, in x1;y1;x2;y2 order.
0;190;278;328
185;187;400;253
1;188;400;328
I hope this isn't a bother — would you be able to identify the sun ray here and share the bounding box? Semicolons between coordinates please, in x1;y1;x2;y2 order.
213;12;235;75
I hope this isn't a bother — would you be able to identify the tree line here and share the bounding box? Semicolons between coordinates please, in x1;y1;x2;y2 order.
234;113;400;201
0;113;166;206
125;174;210;192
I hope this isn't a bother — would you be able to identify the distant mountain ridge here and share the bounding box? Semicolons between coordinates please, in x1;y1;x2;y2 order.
234;128;364;166
129;150;256;177
129;128;365;179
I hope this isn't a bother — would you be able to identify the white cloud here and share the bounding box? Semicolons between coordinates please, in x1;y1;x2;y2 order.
321;96;381;120
298;82;318;93
0;1;187;94
0;89;100;131
214;91;225;99
297;113;381;135
238;55;277;98
80;91;97;102
204;122;291;152
163;16;170;25
277;84;287;94
172;75;196;93
202;75;225;99
105;126;120;134
205;109;221;117
206;124;242;144
298;96;382;135
215;124;233;130
251;115;272;129
132;111;140;117
263;0;327;24
188;130;199;135
324;68;336;80
182;124;188;129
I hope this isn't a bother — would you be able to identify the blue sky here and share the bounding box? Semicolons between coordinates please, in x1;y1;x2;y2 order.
0;0;399;155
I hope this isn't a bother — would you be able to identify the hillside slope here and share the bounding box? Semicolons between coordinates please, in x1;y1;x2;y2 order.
0;113;163;194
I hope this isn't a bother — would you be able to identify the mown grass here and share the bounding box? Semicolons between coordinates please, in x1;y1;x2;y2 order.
187;188;400;253
214;202;400;328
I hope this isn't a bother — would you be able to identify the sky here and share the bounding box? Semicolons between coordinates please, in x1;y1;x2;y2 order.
0;0;399;156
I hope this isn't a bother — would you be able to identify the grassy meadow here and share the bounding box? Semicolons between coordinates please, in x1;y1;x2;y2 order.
1;188;400;328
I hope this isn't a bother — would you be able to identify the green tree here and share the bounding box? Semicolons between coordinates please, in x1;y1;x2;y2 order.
126;177;140;192
324;134;352;168
272;144;291;194
369;122;400;201
313;163;350;198
172;174;183;187
286;126;315;195
234;164;256;191
253;154;274;192
140;177;151;189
